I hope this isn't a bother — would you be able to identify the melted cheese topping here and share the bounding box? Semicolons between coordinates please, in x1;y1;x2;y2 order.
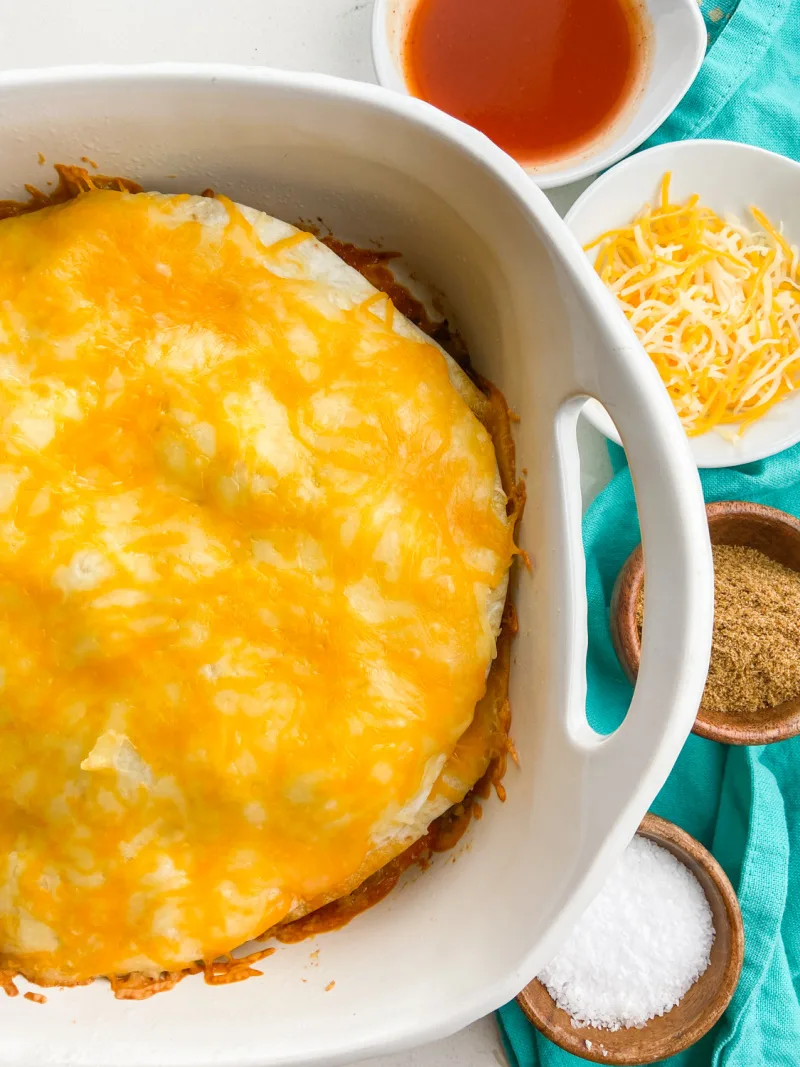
0;191;514;984
589;174;800;437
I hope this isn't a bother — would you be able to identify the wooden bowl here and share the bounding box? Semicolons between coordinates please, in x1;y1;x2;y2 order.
611;501;800;745
517;814;744;1065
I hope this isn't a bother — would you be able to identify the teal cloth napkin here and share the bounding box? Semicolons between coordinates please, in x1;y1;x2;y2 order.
646;0;799;155
499;443;800;1066
497;0;800;1062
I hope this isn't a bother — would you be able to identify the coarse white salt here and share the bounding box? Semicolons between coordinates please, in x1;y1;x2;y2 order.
539;835;714;1031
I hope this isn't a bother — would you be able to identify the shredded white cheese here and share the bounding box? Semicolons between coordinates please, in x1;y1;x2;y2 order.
588;174;800;437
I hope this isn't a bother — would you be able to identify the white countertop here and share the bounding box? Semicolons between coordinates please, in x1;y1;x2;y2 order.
0;3;611;1062
1;0;378;76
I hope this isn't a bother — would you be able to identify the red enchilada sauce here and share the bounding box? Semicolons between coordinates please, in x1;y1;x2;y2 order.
404;0;648;165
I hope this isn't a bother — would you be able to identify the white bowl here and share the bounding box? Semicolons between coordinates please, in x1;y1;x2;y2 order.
0;64;713;1067
566;139;800;468
370;0;705;189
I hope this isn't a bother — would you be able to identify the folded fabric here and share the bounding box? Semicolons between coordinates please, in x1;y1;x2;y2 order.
497;0;800;1059
499;443;800;1066
645;0;799;159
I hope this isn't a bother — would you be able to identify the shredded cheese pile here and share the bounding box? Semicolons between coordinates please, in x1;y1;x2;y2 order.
587;174;800;437
0;190;515;988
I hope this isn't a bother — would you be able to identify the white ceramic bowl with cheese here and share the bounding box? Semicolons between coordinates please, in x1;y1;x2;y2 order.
371;0;705;189
566;139;800;468
0;65;712;1067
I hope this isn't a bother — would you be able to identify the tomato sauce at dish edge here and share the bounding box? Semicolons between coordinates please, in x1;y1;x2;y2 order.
403;0;648;166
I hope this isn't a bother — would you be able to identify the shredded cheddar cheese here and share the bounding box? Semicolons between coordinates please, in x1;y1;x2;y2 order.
588;174;800;436
0;190;515;988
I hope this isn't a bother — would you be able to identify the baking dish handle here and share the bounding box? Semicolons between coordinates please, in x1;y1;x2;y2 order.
551;331;713;839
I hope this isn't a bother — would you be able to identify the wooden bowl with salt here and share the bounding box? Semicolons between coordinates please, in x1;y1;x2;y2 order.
611;500;800;745
517;814;744;1065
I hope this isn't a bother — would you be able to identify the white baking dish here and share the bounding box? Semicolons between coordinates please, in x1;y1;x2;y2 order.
0;65;713;1067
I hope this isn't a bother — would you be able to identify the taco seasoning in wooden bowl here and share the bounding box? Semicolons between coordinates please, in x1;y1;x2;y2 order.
612;501;800;745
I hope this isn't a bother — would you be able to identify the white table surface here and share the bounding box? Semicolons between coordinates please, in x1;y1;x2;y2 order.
0;3;612;1062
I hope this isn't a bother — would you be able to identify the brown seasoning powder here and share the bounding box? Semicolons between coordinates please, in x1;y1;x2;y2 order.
636;543;800;715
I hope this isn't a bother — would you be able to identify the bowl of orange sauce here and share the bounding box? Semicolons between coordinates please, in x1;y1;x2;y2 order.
372;0;705;189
